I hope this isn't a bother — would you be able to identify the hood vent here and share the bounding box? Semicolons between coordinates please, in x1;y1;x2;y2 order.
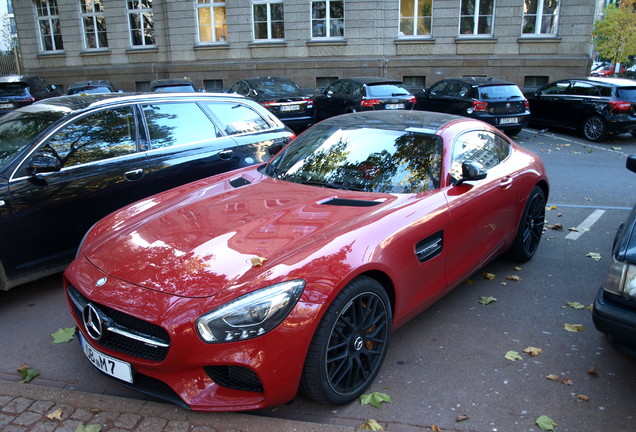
230;177;251;188
319;197;382;207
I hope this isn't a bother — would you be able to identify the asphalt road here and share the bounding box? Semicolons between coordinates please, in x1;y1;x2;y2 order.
1;127;635;432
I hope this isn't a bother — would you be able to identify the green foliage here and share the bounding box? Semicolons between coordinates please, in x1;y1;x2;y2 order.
51;327;76;344
360;392;393;409
593;2;636;65
536;415;557;431
18;366;40;383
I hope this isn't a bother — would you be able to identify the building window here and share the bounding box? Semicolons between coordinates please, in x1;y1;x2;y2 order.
80;0;108;49
34;0;63;51
522;0;559;35
204;79;224;92
311;0;344;38
253;0;284;40
127;0;154;47
459;0;494;35
196;0;227;43
399;0;432;37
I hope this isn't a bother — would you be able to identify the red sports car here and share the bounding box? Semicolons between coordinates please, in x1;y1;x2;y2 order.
64;111;549;411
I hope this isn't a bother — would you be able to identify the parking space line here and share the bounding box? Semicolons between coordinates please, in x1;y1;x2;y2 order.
565;209;606;240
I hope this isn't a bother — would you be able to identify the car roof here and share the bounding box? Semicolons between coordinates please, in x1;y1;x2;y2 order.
22;92;247;115
439;77;516;87
339;77;404;85
317;109;467;133
583;77;636;87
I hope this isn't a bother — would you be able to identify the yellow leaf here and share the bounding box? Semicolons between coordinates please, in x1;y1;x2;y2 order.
546;224;564;230
577;394;590;401
561;378;573;386
564;323;585;332
514;266;522;271
506;275;522;281
587;367;599;377
431;425;442;432
47;408;63;420
456;415;469;422
523;346;542;357
357;419;384;431
465;279;474;285
250;256;267;267
483;272;496;280
546;374;560;382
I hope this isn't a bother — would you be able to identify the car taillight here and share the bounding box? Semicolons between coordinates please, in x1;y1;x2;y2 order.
408;96;417;105
260;101;276;108
609;101;632;112
361;99;381;107
472;100;488;112
524;99;530;110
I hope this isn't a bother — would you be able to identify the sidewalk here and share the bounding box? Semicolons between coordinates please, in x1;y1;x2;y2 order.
0;380;354;432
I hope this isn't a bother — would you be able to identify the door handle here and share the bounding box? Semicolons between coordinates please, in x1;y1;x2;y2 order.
219;150;234;160
500;176;513;189
124;169;144;181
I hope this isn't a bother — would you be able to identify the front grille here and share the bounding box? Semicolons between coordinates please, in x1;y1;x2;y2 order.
205;366;264;392
67;286;170;362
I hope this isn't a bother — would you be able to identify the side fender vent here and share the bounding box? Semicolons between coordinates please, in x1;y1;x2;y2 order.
415;231;443;262
319;197;382;207
230;177;251;188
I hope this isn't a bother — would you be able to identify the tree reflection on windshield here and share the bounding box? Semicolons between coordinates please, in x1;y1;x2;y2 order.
273;125;442;194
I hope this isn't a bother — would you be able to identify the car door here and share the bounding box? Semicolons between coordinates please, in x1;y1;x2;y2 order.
418;81;454;113
529;80;572;126
317;80;346;118
443;130;523;288
6;105;150;271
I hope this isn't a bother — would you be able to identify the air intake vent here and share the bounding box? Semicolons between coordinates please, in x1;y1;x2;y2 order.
230;177;251;188
319;197;383;207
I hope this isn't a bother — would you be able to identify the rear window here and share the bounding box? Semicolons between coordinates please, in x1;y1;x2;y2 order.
0;83;29;97
617;87;636;101
478;85;524;100
255;79;302;97
366;83;411;98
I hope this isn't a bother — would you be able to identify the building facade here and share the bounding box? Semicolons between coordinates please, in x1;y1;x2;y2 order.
12;0;597;92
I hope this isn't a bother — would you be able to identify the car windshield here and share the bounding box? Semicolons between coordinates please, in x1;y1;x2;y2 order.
0;110;65;167
267;123;442;194
255;79;302;97
478;85;524;100
68;86;112;95
617;87;636;101
366;83;410;97
0;83;28;97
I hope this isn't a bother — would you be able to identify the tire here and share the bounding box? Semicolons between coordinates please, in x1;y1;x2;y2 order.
507;186;546;262
631;131;636;138
300;276;391;405
506;127;523;136
582;115;607;141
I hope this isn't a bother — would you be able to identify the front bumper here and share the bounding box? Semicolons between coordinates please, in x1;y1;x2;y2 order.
592;287;636;345
64;256;325;411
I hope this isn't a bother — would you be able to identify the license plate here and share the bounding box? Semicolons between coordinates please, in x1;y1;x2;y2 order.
500;117;518;125
0;103;13;109
386;103;404;110
280;104;300;112
79;333;133;383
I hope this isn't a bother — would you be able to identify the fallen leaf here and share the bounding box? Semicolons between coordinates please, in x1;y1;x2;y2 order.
514;266;522;271
586;252;602;261
478;296;497;305
587;367;599;377
483;272;496;280
17;364;40;383
548;206;558;210
536;415;557;431
51;328;76;344
568;227;579;232
546;374;560;381
500;282;508;286
564;323;585;332
523;346;542;357
577;394;590;401
506;275;521;281
455;415;469;422
360;392;392;409
431;425;442;432
546;224;564;230
74;425;102;432
47;408;63;420
250;256;267;267
465;279;474;285
505;350;522;361
357;419;383;430
561;378;573;386
566;302;585;310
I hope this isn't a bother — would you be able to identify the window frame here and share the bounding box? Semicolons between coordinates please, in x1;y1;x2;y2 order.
399;0;433;38
127;0;155;47
196;0;227;44
79;0;108;50
459;0;495;36
522;0;559;36
311;0;345;39
34;0;64;52
252;0;285;41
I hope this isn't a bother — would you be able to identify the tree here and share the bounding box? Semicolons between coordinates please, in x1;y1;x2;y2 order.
593;0;636;68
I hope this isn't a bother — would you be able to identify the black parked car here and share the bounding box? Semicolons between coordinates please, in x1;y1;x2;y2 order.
228;76;314;132
0;75;60;116
0;93;294;291
67;80;118;95
525;77;636;142
593;154;636;353
149;78;197;92
416;77;530;136
313;77;416;121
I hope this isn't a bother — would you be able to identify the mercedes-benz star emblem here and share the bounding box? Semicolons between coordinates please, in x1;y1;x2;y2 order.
83;304;105;341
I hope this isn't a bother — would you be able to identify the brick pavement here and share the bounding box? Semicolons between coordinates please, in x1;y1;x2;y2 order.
0;380;353;432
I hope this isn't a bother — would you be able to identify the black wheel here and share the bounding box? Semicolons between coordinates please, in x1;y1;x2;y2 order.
631;131;636;138
300;276;391;405
507;186;546;262
583;115;607;141
506;127;523;136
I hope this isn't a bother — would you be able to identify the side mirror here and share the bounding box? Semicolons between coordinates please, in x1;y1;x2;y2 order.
455;160;487;186
627;154;636;174
29;153;61;175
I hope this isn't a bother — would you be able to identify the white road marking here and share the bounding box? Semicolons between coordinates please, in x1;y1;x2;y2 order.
565;209;606;240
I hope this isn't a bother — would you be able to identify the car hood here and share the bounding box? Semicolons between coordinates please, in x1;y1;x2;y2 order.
83;170;395;298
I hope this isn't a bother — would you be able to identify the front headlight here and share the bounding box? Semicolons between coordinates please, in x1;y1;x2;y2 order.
603;256;636;300
196;279;305;343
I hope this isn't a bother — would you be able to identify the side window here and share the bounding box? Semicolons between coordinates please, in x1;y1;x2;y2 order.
568;82;599;97
200;101;271;134
142;102;221;149
341;81;353;95
541;81;569;95
429;81;448;96
43;107;137;168
450;130;511;181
